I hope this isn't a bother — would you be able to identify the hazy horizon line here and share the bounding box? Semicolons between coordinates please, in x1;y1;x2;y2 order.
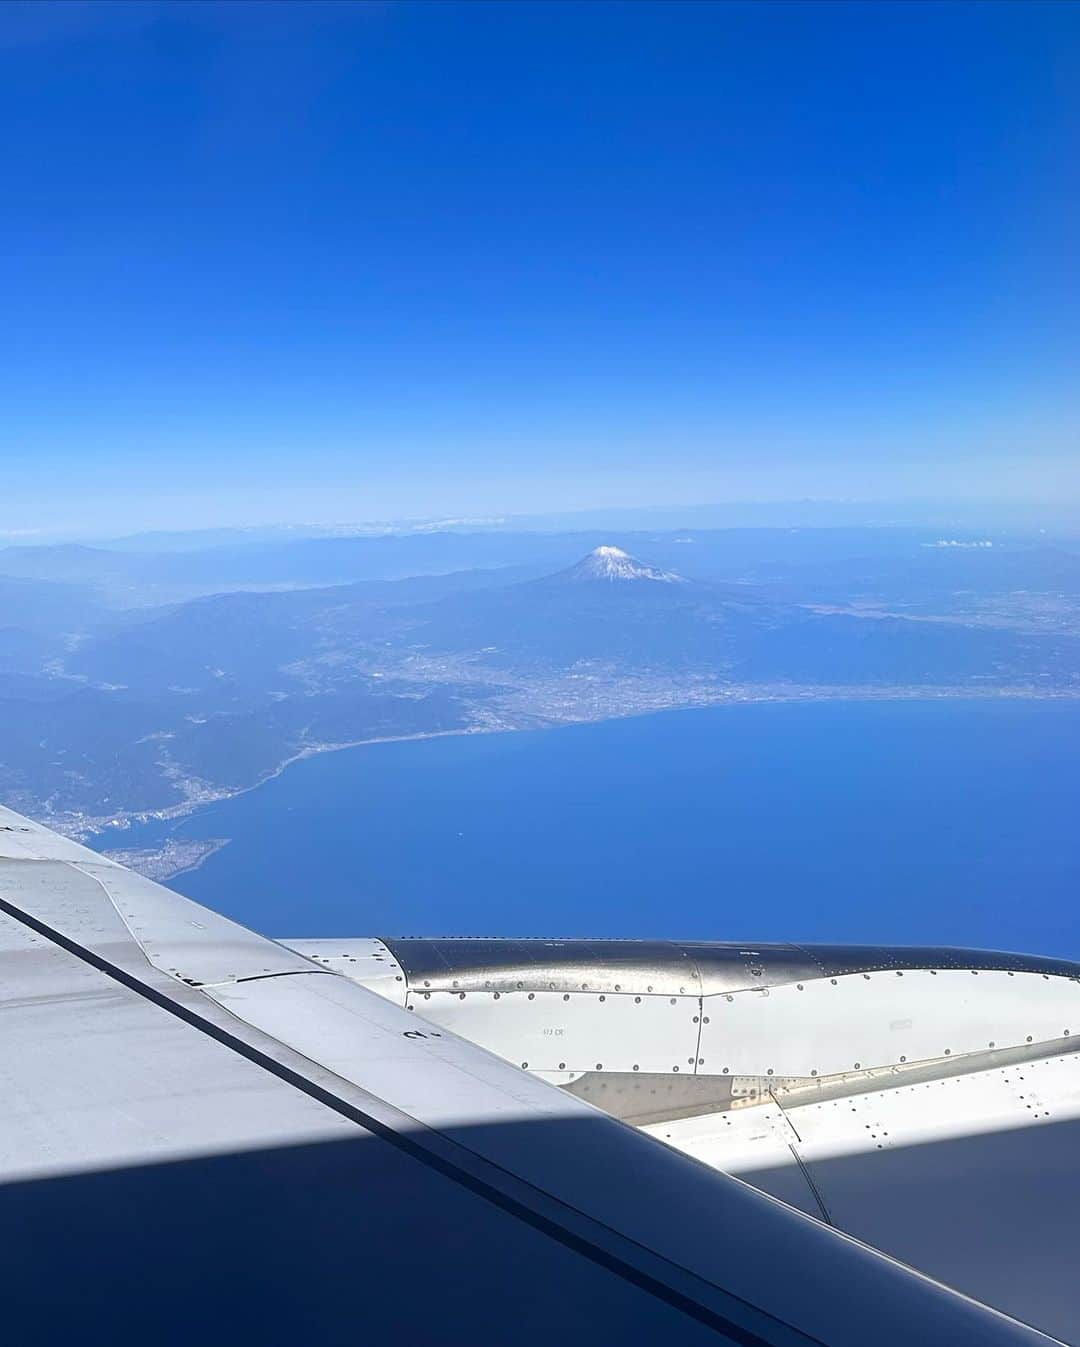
2;494;1078;549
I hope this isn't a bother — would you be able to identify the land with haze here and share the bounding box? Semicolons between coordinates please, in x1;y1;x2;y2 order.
1;513;1078;864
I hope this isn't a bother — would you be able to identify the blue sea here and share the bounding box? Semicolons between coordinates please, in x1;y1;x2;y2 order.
129;700;1079;955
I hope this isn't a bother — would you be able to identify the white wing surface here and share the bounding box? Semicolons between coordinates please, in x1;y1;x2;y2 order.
0;805;1055;1345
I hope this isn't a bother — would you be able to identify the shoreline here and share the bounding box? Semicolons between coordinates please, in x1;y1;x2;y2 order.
71;684;1080;864
101;836;232;883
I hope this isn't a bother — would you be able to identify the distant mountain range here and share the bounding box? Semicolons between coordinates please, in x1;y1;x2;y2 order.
5;523;1078;607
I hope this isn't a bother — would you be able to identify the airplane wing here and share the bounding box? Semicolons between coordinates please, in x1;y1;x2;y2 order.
0;804;1055;1345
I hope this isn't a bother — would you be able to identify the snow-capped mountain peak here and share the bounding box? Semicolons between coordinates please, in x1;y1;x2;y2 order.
567;545;683;583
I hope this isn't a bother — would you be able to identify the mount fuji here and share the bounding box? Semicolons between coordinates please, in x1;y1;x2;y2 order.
559;545;685;585
389;545;778;670
378;541;1067;684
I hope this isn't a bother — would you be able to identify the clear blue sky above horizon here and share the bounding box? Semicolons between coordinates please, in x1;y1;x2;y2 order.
2;0;1077;536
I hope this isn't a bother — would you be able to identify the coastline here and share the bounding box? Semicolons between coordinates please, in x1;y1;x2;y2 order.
71;683;1080;879
101;836;232;883
87;693;1080;956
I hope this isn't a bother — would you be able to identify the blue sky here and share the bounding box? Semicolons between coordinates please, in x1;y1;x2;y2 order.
1;1;1077;535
